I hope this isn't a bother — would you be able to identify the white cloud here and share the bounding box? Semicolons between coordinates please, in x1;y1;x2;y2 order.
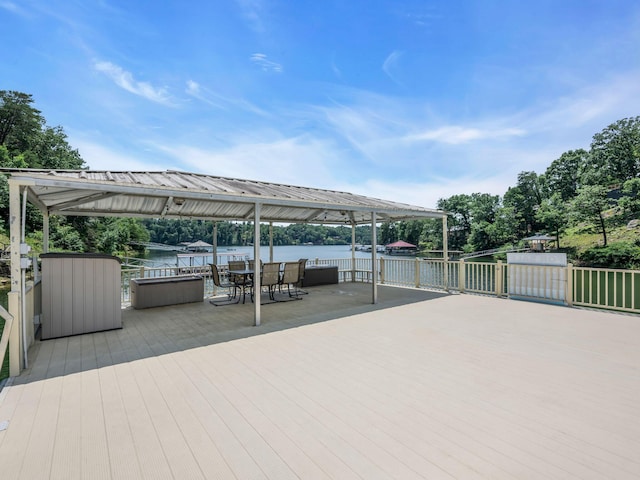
406;125;526;144
250;53;283;73
155;134;338;188
71;138;161;171
330;57;342;79
347;175;515;210
235;0;266;33
185;79;200;96
184;79;270;116
72;68;640;213
0;1;28;16
516;73;640;135
382;50;404;86
94;61;173;105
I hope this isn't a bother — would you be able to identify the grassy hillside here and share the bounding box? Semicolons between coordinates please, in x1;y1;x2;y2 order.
562;224;639;250
559;218;640;268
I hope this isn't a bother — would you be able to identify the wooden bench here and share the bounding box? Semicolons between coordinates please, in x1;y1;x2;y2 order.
338;269;373;283
130;275;204;309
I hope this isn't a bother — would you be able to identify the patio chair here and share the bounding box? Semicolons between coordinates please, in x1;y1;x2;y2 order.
279;261;302;299
228;259;247;285
260;262;281;303
295;258;309;295
209;264;238;306
228;260;253;303
248;259;263;271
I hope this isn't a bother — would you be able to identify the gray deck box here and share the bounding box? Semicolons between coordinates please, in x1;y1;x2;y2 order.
301;265;339;287
41;253;122;340
130;275;204;309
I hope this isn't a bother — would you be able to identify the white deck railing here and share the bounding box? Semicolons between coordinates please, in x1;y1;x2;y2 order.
0;305;14;379
4;257;640;381
117;258;640;313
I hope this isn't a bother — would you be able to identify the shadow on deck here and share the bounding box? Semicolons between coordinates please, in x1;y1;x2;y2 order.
17;283;447;385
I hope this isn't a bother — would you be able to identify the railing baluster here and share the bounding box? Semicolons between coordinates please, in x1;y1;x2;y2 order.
114;258;640;314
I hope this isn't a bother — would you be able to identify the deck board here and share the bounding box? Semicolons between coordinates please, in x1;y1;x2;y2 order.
1;284;639;479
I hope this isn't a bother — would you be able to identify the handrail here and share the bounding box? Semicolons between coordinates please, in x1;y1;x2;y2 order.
0;305;15;378
460;247;527;259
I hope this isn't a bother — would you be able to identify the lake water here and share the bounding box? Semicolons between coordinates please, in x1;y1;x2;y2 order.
144;244;384;268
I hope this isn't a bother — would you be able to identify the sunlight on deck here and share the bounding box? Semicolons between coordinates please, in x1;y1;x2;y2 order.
0;284;639;479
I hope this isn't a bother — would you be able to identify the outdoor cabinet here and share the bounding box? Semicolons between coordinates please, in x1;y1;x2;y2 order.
41;253;122;340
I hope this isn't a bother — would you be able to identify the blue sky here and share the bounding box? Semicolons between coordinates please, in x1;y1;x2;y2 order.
2;0;640;208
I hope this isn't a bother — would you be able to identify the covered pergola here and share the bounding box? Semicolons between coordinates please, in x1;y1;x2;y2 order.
1;169;447;375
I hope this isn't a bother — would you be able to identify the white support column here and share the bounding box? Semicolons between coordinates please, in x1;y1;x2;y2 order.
442;215;449;292
269;222;274;262
371;212;378;304
253;203;261;326
566;263;573;307
212;222;218;265
351;222;356;282
8;179;23;374
42;211;49;253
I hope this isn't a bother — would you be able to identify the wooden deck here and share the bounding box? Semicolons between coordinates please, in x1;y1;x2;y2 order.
1;283;639;479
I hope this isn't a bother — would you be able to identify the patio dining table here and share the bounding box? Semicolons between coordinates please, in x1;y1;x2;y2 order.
228;268;255;303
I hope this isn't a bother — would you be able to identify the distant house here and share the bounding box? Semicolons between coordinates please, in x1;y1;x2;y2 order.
385;240;418;256
185;240;213;252
522;234;554;252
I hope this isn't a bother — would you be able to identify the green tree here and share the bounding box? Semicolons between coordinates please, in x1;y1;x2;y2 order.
437;194;472;250
380;222;397;245
49;219;85;251
395;220;423;246
502;171;545;238
467;193;501;251
535;193;568;248
571;185;611;246
0;91;44;153
28;126;84;169
545;149;588;201
490;204;520;246
94;218;150;255
587;116;640;185
618;178;640;218
419;218;443;251
1;91;86;238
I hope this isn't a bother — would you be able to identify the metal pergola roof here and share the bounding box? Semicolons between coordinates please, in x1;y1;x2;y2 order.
1;169;449;375
0;169;445;224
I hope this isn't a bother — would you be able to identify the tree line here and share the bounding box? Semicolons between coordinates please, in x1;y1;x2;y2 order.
1;90;639;266
430;116;640;265
142;219;373;247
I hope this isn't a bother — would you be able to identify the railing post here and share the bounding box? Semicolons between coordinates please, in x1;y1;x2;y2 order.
496;260;504;297
415;257;420;288
8;291;20;376
0;306;15;378
139;266;145;278
566;263;573;307
380;257;385;284
459;259;465;293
